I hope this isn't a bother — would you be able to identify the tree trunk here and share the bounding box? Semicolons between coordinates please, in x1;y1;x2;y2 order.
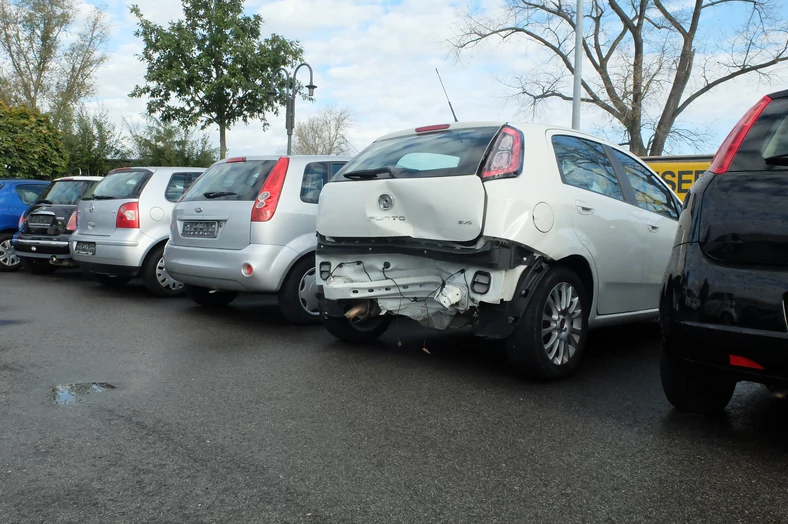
219;122;226;159
627;122;647;156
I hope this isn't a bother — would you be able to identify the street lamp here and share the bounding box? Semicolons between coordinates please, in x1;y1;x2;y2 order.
270;63;317;155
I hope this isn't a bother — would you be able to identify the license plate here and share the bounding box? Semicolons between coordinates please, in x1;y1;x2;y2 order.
27;214;53;227
74;241;96;256
182;221;218;238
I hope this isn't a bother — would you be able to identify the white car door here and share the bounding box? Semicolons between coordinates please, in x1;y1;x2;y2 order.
551;134;653;315
609;149;680;309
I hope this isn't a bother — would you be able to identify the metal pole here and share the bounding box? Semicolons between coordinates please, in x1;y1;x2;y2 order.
286;80;294;155
571;0;584;130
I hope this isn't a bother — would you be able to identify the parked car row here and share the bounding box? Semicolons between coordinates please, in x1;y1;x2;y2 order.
4;88;787;416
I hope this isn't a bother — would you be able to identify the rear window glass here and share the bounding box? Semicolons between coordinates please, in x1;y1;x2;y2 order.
87;170;152;200
15;184;47;205
181;160;277;202
332;126;500;181
36;180;95;205
301;162;329;204
165;172;204;202
732;97;788;172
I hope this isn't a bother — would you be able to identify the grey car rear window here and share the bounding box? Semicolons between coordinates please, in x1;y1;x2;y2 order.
86;170;153;200
181;160;277;202
331;127;500;181
36;180;95;205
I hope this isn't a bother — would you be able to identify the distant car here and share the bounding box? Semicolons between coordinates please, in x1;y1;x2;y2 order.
70;167;206;296
660;89;788;413
0;179;50;272
316;122;682;379
164;155;351;323
13;176;102;273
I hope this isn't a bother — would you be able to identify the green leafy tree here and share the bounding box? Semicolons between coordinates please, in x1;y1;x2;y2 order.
0;99;67;179
61;107;129;176
129;0;303;158
126;116;219;167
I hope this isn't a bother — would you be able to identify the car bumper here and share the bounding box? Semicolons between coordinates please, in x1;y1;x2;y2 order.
163;243;297;293
13;233;72;259
70;230;155;271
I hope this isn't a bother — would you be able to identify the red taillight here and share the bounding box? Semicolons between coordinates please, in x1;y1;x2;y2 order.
226;157;247;163
116;202;140;228
481;126;524;180
709;95;771;174
415;124;450;133
66;211;77;231
729;354;764;370
18;214;26;230
251;157;289;222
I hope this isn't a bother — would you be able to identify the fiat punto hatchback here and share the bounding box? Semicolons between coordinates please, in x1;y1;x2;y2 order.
316;122;682;379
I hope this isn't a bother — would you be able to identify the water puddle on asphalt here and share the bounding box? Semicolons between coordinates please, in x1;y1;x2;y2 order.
51;383;116;405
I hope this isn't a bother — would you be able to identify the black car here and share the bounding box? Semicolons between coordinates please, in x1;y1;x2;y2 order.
660;88;788;413
13;176;102;273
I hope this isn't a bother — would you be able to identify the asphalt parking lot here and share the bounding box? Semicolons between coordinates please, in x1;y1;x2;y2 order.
2;270;788;523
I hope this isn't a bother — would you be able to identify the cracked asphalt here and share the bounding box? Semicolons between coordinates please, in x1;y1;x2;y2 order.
1;269;787;523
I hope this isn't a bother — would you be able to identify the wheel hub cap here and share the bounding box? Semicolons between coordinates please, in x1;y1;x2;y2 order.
542;282;583;366
156;257;184;291
298;268;320;316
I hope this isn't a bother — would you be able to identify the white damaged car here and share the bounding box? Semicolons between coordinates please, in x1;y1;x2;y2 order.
315;122;681;380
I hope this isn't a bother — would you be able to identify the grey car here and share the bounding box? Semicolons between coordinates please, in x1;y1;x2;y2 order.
164;155;351;323
70;166;206;296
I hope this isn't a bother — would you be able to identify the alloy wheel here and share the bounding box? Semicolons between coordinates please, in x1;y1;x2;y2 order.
0;239;20;268
542;282;583;366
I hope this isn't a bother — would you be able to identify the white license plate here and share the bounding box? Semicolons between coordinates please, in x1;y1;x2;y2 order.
182;221;218;238
74;241;96;255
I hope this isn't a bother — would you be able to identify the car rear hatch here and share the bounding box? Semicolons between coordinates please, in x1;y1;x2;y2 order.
23;178;97;236
698;93;788;266
317;124;521;245
77;169;153;237
170;158;281;250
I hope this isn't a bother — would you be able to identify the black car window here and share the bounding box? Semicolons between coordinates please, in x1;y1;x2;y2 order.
301;162;329;204
165;172;204;202
612;150;679;220
330;163;345;177
552;135;625;201
731;96;788;172
87;170;153;200
35;180;95;205
15;184;47;205
181;160;277;202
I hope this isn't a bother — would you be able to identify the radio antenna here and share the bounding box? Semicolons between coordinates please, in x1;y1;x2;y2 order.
435;68;459;123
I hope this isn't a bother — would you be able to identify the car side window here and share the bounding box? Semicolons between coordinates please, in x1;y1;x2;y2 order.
16;184;46;205
552;135;625;201
301;162;330;204
165;172;203;202
612;150;679;220
330;163;346;177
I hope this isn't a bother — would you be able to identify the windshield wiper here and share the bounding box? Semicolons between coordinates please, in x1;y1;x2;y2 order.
37;199;53;204
342;167;396;179
92;195;115;200
203;191;237;199
764;152;788;165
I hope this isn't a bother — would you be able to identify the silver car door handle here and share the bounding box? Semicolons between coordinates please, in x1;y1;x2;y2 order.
575;201;595;215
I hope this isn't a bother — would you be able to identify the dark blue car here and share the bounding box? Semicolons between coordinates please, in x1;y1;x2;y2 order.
0;179;50;271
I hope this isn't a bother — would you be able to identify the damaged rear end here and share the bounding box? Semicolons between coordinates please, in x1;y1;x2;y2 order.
316;122;543;337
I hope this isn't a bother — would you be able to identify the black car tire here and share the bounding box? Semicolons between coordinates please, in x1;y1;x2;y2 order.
186;285;238;308
506;266;589;380
660;350;736;414
0;232;22;272
142;244;185;298
22;258;57;274
93;273;131;287
323;314;392;343
278;256;322;325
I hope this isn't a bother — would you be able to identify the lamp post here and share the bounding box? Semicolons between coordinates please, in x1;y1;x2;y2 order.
271;63;317;155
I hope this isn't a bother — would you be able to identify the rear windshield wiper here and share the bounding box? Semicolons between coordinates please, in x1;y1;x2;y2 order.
91;195;116;200
764;152;788;165
342;167;396;179
37;199;53;204
203;191;237;199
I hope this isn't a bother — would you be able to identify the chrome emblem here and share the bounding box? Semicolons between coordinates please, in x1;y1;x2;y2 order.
88;204;94;213
195;207;203;213
378;194;394;211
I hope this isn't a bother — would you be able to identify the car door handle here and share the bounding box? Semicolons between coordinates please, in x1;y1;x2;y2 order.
575;201;595;215
648;223;660;232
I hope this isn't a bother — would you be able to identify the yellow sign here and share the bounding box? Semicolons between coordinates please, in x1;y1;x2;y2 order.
642;156;713;201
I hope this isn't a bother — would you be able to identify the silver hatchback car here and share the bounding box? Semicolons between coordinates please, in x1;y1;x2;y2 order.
70;166;206;296
164;155;351;323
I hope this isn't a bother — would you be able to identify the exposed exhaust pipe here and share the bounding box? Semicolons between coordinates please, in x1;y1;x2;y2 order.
344;300;380;321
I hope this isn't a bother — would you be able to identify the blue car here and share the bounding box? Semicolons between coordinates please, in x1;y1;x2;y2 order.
0;179;50;271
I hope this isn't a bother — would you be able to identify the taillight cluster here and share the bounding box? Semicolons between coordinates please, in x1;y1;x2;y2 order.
481;126;524;180
17;214;26;230
251;157;290;222
66;211;78;231
709;95;772;174
116;202;140;228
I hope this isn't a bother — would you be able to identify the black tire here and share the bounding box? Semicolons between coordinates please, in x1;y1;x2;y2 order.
186;285;238;308
660;350;736;414
0;232;21;272
506;266;589;380
278;256;321;325
93;273;131;287
323;314;392;343
141;244;185;298
21;258;57;274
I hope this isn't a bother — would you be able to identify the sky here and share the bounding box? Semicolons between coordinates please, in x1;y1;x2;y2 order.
80;0;788;158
